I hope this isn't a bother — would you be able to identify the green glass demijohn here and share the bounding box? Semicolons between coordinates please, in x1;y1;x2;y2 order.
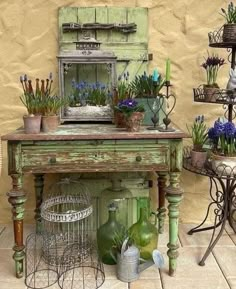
99;179;133;228
129;207;158;260
97;203;124;265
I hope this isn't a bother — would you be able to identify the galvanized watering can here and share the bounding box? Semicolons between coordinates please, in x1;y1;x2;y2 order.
116;238;164;283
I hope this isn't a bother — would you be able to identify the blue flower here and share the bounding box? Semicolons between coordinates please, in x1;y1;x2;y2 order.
208;127;218;140
224;122;235;138
214;120;225;137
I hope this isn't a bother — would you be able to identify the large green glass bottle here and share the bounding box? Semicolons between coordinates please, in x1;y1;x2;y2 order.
129;207;158;260
97;203;124;265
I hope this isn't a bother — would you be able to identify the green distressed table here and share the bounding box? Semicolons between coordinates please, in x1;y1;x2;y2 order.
2;124;186;278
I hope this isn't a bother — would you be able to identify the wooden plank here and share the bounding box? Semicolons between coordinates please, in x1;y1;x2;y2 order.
127;7;148;43
77;7;96;39
107;7;127;43
58;7;78;50
95;6;108;43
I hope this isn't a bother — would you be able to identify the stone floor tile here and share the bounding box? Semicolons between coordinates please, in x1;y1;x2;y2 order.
100;279;128;289
213;247;236;278
228;278;236;289
225;223;236;245
178;223;235;247
130;279;162;289
139;265;160;279
103;264;117;279
0;225;5;235
160;247;230;289
0;224;34;249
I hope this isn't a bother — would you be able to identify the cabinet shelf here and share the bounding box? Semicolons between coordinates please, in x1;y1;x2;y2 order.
208;27;236;49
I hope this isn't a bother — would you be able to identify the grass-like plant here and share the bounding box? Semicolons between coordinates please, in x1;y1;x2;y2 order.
187;115;208;152
129;72;166;98
220;2;236;24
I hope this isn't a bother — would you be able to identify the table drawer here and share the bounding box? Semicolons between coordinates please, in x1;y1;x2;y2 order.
21;141;170;172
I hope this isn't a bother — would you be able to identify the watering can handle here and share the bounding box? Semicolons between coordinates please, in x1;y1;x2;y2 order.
121;237;129;258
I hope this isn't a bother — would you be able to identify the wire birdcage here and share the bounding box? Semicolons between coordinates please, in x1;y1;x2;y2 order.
41;178;93;266
25;178;105;289
25;233;59;289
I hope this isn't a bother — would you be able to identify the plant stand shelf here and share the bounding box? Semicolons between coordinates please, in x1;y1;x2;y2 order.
183;148;236;266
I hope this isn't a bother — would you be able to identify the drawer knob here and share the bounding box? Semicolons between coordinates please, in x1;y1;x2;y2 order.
49;157;57;164
136;155;142;162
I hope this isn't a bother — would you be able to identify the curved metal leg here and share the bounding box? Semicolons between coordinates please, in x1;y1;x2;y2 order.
198;178;229;266
188;177;224;235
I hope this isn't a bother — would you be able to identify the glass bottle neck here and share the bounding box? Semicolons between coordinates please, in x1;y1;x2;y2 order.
139;207;148;222
108;210;117;222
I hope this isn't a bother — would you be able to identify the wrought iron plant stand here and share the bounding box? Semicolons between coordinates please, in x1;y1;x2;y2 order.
184;25;236;265
183;148;236;265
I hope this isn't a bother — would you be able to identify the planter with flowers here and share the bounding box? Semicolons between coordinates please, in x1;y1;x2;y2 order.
20;75;43;134
208;118;236;176
115;99;145;132
66;80;113;121
114;72;131;128
220;2;236;43
201;53;225;101
187;115;208;168
128;71;166;126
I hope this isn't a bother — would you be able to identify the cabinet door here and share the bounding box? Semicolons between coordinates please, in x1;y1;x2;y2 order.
58;7;149;80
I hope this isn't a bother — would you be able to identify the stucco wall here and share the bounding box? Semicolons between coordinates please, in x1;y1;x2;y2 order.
0;0;230;224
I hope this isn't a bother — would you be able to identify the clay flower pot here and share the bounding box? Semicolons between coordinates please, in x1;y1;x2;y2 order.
42;115;59;133
203;85;219;102
23;115;41;134
191;150;207;169
114;111;126;128
125;112;144;132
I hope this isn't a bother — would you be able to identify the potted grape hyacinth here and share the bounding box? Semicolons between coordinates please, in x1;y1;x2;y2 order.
187;115;208;168
208;118;236;176
201;53;225;101
114;99;145;132
220;2;236;43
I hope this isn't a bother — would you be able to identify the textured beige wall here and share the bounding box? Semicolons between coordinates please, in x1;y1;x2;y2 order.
0;0;230;224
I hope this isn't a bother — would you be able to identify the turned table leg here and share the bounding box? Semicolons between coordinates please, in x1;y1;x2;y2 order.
165;172;183;277
7;174;27;278
157;173;167;234
34;174;44;233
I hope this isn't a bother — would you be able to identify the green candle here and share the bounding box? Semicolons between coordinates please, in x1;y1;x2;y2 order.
166;58;171;82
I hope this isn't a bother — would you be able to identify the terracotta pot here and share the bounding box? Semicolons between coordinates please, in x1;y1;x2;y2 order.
42;115;59;133
191;150;207;169
223;24;236;43
114;111;126;128
203;85;219;102
23;115;41;134
211;153;236;176
125;112;144;132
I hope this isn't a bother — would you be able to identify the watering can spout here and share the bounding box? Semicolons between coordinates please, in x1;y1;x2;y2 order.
138;260;154;273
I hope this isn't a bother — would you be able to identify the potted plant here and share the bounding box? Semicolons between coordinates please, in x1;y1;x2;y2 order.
20;75;43;134
201;53;225;101
220;2;236;43
187;115;208;168
208;118;236;175
114;98;145;132
114;72;131;128
66;80;113;121
129;72;166;125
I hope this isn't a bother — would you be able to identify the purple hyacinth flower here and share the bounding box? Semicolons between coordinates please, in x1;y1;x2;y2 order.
214;120;225;137
224;122;235;138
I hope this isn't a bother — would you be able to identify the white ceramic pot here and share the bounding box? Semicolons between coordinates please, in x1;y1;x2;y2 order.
211;153;236;176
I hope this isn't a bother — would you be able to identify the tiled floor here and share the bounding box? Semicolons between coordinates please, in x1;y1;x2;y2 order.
0;223;235;289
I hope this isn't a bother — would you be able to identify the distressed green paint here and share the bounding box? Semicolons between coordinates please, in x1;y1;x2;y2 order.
58;7;149;80
34;174;44;233
165;172;183;276
14;251;25;278
170;140;183;172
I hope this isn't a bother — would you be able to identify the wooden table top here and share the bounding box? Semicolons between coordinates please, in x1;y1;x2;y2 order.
1;124;188;141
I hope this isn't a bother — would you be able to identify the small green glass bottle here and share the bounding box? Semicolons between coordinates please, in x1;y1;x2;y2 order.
97;203;124;265
129;207;158;260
